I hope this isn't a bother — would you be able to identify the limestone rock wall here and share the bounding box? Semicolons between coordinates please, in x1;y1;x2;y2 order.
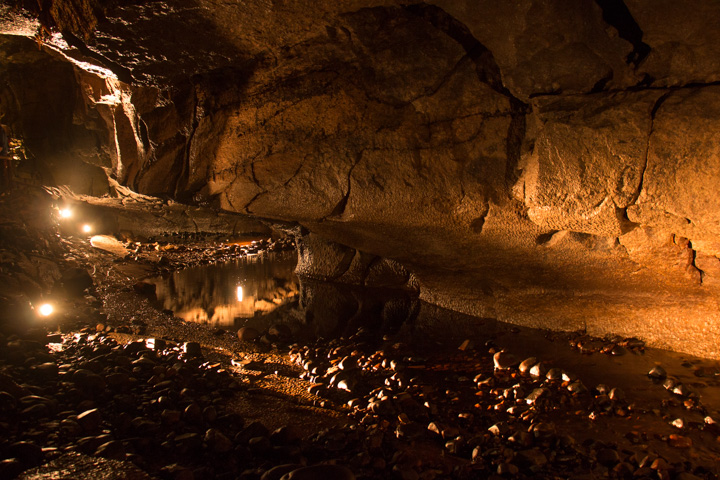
3;0;720;356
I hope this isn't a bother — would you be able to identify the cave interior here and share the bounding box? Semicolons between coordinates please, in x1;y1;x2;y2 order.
1;1;720;479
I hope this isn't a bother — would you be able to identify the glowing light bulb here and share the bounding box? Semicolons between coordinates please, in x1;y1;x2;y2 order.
82;224;92;233
236;286;244;302
38;303;54;317
58;208;72;219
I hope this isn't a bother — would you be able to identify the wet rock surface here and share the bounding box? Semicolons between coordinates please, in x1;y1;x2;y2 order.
4;1;720;358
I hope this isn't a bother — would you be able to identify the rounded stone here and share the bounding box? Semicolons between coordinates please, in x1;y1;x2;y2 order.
238;327;260;341
8;441;43;468
95;440;126;460
529;362;548;378
0;459;23;479
280;464;355;480
76;408;102;432
204;428;233;453
596;447;619;466
183;403;203;424
518;357;538;374
248;436;272;454
261;464;304;480
183;342;202;357
648;365;667;379
493;351;519;370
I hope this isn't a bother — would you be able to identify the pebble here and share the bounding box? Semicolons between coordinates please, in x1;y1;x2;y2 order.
279;464;355;480
8;441;44;468
95;440;126;460
518;357;537;374
596;447;619;466
238;327;260;341
529;362;548;378
183;342;202;357
567;381;587;394
248;436;272;454
0;459;23;479
609;345;627;356
204;428;233;453
183;403;203;424
457;339;474;351
668;434;693;448
525;388;547;405
671;418;684;429
261;464;304;480
338;356;357;371
493;351;518;370
649;365;667;380
673;383;693;397
488;422;510;437
76;408;102;432
608;388;624;401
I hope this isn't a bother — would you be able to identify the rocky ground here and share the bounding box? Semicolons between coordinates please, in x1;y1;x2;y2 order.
2;187;720;480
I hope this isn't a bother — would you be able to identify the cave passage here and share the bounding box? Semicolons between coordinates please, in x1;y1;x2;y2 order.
3;1;720;478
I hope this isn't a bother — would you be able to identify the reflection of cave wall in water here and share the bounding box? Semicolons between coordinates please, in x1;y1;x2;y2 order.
297;278;420;340
150;253;298;328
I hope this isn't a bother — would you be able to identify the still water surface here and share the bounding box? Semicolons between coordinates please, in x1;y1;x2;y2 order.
149;251;720;421
145;251;720;469
149;252;299;329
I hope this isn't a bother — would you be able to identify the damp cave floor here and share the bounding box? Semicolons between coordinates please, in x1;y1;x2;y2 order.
56;230;720;479
3;186;720;479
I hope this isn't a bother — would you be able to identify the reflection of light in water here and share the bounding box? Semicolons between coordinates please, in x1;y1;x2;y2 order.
58;208;72;218
38;303;54;316
149;252;298;328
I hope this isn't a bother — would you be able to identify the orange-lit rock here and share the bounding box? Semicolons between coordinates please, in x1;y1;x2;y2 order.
3;0;720;356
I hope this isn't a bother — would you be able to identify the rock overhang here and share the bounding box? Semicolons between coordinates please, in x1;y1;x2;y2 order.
2;0;720;357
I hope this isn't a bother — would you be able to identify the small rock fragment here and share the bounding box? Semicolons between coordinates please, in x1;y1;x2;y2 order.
280;464;355;480
529;362;548;378
493;351;518;370
668;434;693;448
458;339;474;351
238;327;260;341
525;388;547;404
518;357;537;374
648;365;667;379
183;342;202;357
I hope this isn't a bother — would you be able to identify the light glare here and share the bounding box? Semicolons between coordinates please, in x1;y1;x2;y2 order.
58;208;72;219
82;224;92;233
236;286;244;302
38;303;54;317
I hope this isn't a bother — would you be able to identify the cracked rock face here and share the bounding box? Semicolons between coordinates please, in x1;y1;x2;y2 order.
3;0;720;357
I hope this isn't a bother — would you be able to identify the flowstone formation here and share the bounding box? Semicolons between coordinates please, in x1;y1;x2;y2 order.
2;0;720;357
